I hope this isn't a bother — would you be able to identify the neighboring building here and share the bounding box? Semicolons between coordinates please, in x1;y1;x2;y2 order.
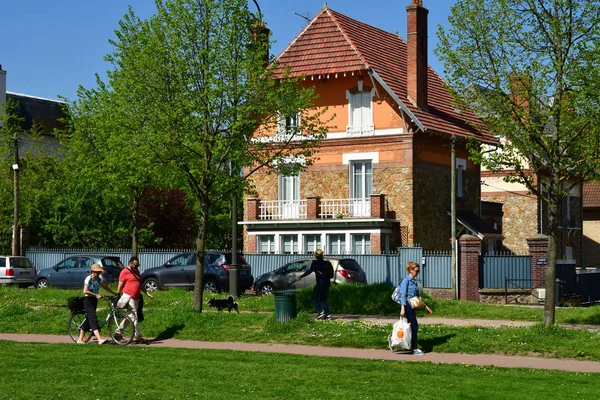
0;64;64;155
583;183;600;267
241;1;498;255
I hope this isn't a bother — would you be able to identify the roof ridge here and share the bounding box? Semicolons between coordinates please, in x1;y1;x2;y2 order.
325;8;370;69
272;8;326;66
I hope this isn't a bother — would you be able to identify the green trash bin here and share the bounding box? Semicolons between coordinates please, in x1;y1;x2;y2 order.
273;290;297;322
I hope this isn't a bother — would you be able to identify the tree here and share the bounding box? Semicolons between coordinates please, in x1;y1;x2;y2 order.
437;0;600;325
95;0;329;311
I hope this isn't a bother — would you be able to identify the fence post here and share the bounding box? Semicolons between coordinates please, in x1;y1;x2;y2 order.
458;234;480;301
527;234;548;288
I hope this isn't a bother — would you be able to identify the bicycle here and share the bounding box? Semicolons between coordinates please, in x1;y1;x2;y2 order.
68;296;135;345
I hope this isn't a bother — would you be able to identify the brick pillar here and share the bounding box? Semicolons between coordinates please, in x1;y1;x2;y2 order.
247;235;257;254
247;198;261;221
370;194;386;218
527;234;548;288
458;234;480;301
370;232;382;254
307;196;321;219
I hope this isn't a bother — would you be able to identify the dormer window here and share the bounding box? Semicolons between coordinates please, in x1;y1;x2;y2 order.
346;81;374;136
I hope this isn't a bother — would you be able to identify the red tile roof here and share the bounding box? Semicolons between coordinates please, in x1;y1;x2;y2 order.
583;183;600;208
273;7;494;142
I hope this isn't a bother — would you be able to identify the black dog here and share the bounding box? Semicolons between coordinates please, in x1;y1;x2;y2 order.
208;296;239;313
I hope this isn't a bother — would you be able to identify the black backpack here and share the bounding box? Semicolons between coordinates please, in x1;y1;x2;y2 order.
325;261;334;279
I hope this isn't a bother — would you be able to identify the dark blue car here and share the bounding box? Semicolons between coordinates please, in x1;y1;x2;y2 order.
34;255;123;289
140;251;253;294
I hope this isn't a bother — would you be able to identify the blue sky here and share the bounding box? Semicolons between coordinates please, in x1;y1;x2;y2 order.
0;0;454;101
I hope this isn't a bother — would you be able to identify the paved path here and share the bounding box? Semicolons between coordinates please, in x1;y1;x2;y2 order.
2;332;599;373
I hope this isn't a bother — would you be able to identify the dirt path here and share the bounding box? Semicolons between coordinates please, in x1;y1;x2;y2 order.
2;332;599;373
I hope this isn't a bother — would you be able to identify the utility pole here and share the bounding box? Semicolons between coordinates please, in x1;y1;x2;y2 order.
229;183;239;297
450;135;457;300
12;134;20;256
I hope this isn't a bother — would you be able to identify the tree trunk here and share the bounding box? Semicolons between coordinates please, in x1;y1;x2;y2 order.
543;191;560;326
131;197;139;258
193;202;208;312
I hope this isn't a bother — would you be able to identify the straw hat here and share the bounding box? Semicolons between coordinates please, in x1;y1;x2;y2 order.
91;264;103;273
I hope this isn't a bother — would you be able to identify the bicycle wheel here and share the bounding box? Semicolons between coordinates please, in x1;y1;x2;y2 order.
108;312;135;345
68;313;93;343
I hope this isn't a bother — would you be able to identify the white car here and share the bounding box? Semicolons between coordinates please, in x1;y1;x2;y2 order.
0;256;37;287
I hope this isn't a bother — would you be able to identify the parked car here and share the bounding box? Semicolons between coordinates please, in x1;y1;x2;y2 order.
253;257;367;296
34;255;123;289
0;256;37;287
140;251;254;293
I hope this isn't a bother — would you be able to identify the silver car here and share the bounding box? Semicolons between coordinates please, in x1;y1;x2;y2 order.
0;256;37;287
253;257;367;296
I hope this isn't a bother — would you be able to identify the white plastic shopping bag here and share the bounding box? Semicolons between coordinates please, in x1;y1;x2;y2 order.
389;317;412;350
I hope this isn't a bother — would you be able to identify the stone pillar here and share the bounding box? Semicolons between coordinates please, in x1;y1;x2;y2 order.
458;234;480;301
527;234;549;288
370;194;386;218
307;196;321;219
247;198;261;221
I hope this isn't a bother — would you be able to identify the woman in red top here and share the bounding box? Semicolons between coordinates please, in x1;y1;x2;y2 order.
117;256;153;343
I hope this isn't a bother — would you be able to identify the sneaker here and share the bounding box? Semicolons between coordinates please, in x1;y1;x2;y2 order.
412;349;425;356
315;312;325;320
387;335;394;351
324;314;332;320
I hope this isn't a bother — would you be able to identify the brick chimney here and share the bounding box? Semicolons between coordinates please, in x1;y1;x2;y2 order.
0;65;6;117
406;0;428;109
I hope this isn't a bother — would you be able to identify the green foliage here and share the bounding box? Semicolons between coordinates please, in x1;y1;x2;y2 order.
437;0;600;324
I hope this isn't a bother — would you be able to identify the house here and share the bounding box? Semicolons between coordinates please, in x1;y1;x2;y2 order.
582;183;600;267
0;64;64;155
241;0;498;255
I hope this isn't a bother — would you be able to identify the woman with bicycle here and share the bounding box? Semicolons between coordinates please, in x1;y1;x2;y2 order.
77;263;118;344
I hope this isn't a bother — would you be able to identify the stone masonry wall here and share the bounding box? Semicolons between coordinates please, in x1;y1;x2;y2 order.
481;194;537;254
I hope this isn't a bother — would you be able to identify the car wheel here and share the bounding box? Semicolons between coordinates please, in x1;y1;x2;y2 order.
143;278;160;292
204;279;219;293
259;282;274;296
36;279;49;289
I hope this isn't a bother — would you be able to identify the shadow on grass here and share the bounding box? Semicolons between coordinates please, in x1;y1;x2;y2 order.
152;324;185;342
419;334;455;353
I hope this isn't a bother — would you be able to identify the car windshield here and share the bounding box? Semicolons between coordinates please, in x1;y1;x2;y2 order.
10;258;34;268
224;253;248;265
339;259;361;271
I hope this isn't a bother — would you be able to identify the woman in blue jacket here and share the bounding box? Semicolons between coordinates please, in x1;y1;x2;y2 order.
396;261;432;355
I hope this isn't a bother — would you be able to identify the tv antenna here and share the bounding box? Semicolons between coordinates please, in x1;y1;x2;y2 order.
294;12;311;22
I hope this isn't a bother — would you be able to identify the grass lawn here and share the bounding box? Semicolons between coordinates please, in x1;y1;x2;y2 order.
4;284;600;325
1;295;600;361
0;341;598;400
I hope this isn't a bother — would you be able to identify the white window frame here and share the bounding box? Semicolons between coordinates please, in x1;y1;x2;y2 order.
277;111;301;139
303;234;322;254
278;171;301;219
346;81;375;136
281;234;300;254
352;233;371;254
327;234;347;255
257;235;276;254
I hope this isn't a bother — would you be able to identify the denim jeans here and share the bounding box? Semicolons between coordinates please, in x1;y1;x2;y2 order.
312;280;331;315
404;303;418;350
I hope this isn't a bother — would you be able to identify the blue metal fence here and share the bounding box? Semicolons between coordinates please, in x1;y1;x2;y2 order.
422;251;452;288
481;254;532;288
25;248;192;272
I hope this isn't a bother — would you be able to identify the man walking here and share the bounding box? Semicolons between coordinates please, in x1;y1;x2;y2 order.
117;256;152;343
297;249;334;320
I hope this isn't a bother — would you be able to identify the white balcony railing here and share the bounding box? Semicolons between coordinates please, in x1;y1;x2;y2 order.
346;124;375;137
259;200;307;220
320;198;371;218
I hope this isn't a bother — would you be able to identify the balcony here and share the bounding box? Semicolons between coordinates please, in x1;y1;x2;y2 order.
346;124;375;136
247;194;387;221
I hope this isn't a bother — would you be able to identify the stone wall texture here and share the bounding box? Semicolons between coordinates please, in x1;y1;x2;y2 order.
482;194;538;254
